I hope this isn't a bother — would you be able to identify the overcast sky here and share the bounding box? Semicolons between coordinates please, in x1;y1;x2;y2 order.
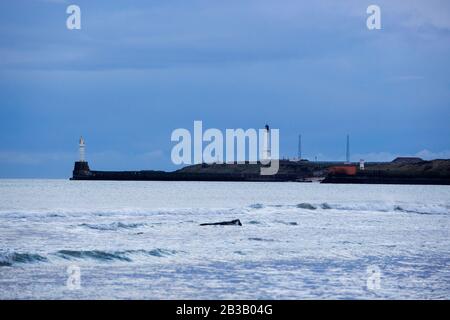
1;0;449;177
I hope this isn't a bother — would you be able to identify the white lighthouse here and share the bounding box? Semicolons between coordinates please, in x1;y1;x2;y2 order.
262;124;271;161
79;136;86;162
360;159;365;170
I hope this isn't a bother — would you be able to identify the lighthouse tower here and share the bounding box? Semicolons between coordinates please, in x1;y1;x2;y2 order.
262;124;271;161
71;136;90;180
79;136;86;162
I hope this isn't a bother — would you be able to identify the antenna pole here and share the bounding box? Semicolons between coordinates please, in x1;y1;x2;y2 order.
298;134;302;160
346;134;350;163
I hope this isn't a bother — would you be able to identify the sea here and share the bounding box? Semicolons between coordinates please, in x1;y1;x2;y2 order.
0;179;449;299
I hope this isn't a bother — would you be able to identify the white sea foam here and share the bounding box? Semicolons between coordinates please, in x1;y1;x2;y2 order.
0;180;449;299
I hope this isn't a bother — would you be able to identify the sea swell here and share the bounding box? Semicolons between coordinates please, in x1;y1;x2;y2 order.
56;250;132;262
0;251;48;266
56;249;178;262
247;202;450;215
2;200;448;221
320;203;450;215
0;248;179;266
79;222;146;231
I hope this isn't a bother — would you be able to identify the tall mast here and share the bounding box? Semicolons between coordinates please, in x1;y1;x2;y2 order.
298;134;302;160
346;134;350;163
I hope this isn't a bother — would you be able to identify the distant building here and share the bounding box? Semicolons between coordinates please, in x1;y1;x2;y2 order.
328;165;357;176
392;157;423;164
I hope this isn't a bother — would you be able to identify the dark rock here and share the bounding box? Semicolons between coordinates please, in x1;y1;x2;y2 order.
200;219;242;226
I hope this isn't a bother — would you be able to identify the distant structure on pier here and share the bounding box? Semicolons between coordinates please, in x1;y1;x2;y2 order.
360;159;365;170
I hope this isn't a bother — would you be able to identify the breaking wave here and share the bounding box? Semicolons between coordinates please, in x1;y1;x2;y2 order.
0;251;47;266
246;201;449;215
55;248;178;262
320;203;450;215
393;206;446;215
56;250;132;262
249;203;264;209
320;203;332;209
296;203;317;210
79;222;146;231
248;237;275;242
275;220;298;226
0;248;181;266
146;249;177;257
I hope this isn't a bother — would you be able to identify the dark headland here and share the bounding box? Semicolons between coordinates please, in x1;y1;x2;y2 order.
71;157;450;185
